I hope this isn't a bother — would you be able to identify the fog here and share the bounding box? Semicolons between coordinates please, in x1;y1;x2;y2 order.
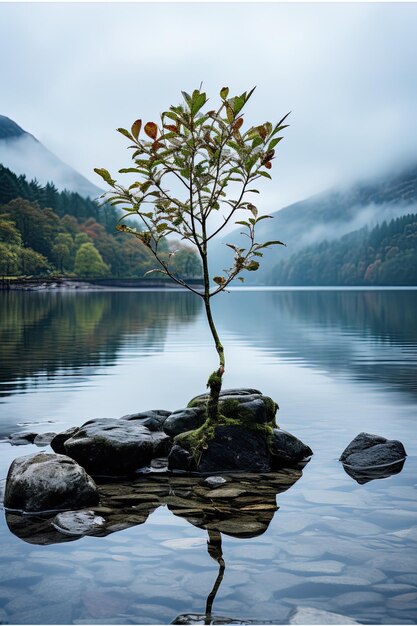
1;2;417;213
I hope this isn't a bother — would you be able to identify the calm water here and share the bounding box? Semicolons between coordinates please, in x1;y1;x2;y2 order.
0;288;417;625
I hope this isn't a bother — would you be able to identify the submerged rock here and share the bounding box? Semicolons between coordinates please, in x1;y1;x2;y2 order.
270;429;313;469
343;458;406;484
163;407;206;437
64;418;171;475
34;432;57;446
340;432;406;471
52;510;106;536
289;607;359;625
7;432;37;445
4;452;99;513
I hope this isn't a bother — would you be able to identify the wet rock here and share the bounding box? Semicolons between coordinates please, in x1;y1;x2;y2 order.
64;418;171;475
120;409;171;431
199;425;271;473
52;510;106;536
50;427;79;454
202;476;227;488
172;614;272;625
270;429;313;468
7;431;37;445
340;432;406;469
168;444;197;472
163;407;205;437
34;432;57;446
4;452;99;513
188;388;277;425
289;607;359;624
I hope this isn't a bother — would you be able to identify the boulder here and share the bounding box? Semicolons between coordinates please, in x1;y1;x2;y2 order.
50;426;80;454
187;388;277;425
270;429;313;468
340;433;406;468
63;418;171;475
163;407;206;437
169;425;271;474
120;409;171;431
4;452;99;513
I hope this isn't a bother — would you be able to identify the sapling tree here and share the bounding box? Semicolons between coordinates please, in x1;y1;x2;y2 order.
95;87;288;423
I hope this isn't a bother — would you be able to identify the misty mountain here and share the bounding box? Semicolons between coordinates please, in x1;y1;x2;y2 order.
212;162;417;283
0;115;102;199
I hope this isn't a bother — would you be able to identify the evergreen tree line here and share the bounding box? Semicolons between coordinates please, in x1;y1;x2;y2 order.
268;213;417;286
0;165;201;279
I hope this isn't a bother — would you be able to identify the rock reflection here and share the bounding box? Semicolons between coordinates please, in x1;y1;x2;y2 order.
5;468;303;624
342;458;406;485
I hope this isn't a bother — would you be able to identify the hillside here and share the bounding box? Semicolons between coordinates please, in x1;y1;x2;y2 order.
268;213;417;286
213;163;417;283
0;115;102;198
0;166;201;279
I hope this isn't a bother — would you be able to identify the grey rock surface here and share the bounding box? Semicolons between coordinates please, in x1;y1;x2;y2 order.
50;426;80;454
4;452;99;513
120;409;171;431
64;418;171;475
7;432;37;445
340;432;406;469
34;432;57;446
270;429;313;468
163;407;205;437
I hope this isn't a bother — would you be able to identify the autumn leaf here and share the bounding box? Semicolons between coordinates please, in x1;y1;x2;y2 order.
131;119;142;140
144;122;158;139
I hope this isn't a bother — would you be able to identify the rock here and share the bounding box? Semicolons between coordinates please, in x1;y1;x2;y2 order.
202;476;227;488
163;407;206;437
168;444;197;472
340;432;406;468
120;409;171;431
187;388;278;425
289;607;359;624
52;510;106;536
270;429;313;468
50;426;79;454
64;418;171;475
198;425;271;473
34;432;57;446
7;431;37;445
4;452;99;513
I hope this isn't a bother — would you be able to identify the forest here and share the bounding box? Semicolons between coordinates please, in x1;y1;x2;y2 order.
268;212;417;286
0;165;201;278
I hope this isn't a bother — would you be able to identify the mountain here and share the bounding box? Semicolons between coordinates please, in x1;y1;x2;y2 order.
213;163;417;283
0;115;103;199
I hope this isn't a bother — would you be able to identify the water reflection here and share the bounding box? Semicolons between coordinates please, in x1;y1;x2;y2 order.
342;458;406;485
0;291;201;402
219;289;417;397
5;469;303;621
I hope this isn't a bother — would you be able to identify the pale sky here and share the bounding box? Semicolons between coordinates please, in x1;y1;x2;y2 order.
1;2;417;213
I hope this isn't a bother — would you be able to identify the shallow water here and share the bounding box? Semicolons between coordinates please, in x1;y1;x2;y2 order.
0;288;417;625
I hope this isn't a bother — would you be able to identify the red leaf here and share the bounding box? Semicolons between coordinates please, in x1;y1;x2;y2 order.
131;119;142;140
152;140;162;151
144;122;158;139
164;124;178;133
265;161;272;169
233;117;244;131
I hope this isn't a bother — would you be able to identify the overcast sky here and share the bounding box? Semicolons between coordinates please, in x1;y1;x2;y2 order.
1;2;417;213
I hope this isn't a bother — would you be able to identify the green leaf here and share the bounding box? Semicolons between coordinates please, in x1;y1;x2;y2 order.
237;276;245;283
259;171;272;180
119;168;139;174
258;240;286;248
220;86;229;99
235;220;249;227
156;223;168;233
191;92;207;116
268;137;283;150
181;91;192;106
256;215;273;222
117;128;133;140
94;168;115;186
245;261;260;271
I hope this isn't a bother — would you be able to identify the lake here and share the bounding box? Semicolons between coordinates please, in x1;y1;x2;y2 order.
0;288;417;625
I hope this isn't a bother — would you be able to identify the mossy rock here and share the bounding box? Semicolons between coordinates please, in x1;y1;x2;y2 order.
187;388;278;427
